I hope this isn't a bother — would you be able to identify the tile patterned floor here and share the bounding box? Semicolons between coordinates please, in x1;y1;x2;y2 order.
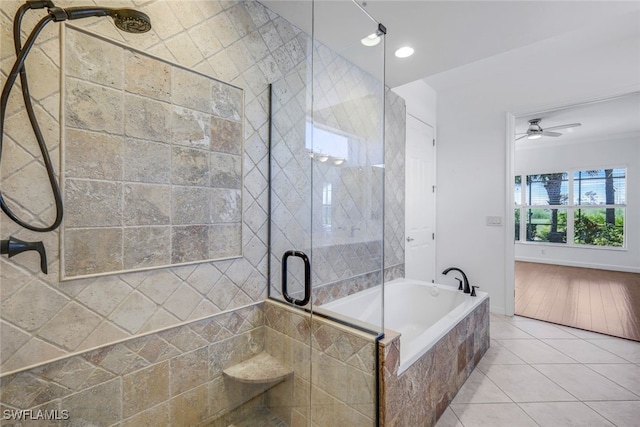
436;314;640;427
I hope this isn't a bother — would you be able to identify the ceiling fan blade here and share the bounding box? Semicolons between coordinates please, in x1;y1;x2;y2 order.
515;134;528;141
544;123;582;131
542;131;562;137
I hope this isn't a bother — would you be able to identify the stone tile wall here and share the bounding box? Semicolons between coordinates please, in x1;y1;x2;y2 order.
1;0;405;375
269;48;406;305
2;16;406;427
379;298;490;426
62;27;244;278
0;304;265;426
263;300;378;427
0;300;382;427
0;0;305;374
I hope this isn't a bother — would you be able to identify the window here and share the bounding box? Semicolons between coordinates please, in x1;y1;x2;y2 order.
515;168;626;248
573;168;626;247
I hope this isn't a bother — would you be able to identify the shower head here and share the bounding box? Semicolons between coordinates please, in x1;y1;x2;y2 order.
110;9;152;34
56;6;151;33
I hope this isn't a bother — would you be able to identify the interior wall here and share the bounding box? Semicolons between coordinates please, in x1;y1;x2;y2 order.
515;135;640;273
425;11;640;314
392;79;437;126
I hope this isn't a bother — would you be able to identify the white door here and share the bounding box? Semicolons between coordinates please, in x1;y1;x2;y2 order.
405;115;436;281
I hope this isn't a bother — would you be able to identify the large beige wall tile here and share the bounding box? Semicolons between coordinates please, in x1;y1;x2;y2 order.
63;228;123;276
65;78;123;134
66;29;124;88
123;139;171;183
0;280;68;331
123;361;169;417
64;129;123;180
123;183;171;226
124;94;172;142
38;302;102;351
125;50;171;101
64;179;122;227
61;378;122;426
123;227;172;269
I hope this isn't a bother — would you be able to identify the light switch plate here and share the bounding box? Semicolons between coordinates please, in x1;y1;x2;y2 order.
486;216;502;226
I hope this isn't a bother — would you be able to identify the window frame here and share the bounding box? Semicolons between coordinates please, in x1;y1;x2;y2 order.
515;166;627;249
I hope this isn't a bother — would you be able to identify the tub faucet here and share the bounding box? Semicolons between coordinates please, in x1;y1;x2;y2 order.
442;267;470;294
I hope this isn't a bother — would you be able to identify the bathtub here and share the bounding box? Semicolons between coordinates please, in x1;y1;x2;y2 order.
321;278;489;374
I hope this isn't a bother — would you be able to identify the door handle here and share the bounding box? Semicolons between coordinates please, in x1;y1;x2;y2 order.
406;236;415;242
281;250;311;306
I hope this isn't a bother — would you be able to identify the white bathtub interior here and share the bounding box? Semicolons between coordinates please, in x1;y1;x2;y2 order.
320;278;489;374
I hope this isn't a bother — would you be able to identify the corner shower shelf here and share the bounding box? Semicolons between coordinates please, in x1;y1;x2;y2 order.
223;352;293;385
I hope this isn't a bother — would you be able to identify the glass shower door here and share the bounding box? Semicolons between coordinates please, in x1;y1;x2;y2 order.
268;1;385;425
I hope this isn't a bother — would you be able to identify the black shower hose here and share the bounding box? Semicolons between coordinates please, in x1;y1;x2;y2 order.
0;3;63;232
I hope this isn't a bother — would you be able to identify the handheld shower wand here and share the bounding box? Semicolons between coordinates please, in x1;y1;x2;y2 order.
0;1;151;272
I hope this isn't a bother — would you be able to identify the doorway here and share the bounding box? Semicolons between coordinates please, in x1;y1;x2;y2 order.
510;92;640;341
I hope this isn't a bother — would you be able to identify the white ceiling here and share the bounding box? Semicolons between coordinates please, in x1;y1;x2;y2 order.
515;92;640;149
262;0;640;88
262;1;640;150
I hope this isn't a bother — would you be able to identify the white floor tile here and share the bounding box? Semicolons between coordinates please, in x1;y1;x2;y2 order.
533;364;639;401
450;403;538;427
555;324;613;339
542;339;629;363
482;364;576;402
586;401;640;427
586;364;640;396
451;316;640;427
475;344;526;374
451;370;512;404
496;338;577;364
519;401;615;426
435;407;463;427
490;313;513;323
512;320;579;339
490;321;534;339
588;338;640;363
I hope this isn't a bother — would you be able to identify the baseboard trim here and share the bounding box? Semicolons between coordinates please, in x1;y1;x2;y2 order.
515;257;640;274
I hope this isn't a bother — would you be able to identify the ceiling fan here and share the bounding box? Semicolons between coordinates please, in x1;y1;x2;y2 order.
515;118;582;141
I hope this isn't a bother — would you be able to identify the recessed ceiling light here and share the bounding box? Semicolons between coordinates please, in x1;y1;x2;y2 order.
361;33;381;47
395;46;414;58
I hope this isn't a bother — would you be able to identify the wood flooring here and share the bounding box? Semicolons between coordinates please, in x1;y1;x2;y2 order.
515;261;640;342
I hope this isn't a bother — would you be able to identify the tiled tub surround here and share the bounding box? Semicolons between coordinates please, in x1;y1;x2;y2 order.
379;298;490;426
63;26;244;278
0;300;379;426
0;0;407;375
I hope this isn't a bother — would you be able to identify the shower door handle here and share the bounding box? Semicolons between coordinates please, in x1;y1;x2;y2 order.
281;250;311;306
